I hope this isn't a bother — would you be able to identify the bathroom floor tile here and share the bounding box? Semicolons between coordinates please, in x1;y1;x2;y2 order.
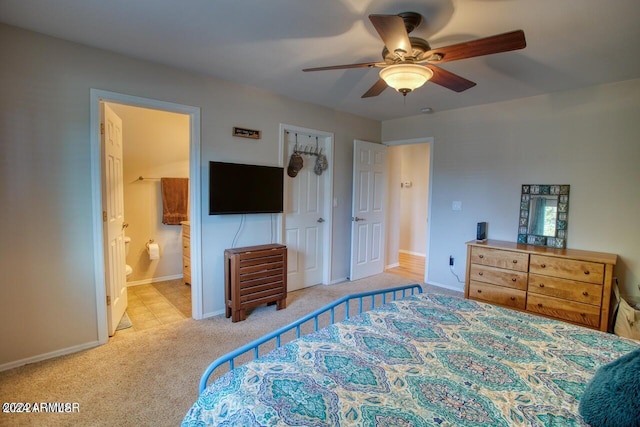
115;279;192;336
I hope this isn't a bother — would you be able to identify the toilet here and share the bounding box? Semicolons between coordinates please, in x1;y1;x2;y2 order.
124;236;133;278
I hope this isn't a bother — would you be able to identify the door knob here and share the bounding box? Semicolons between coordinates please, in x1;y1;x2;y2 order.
353;217;365;222
317;217;325;223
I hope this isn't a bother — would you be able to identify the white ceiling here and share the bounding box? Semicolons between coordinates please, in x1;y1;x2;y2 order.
2;0;640;121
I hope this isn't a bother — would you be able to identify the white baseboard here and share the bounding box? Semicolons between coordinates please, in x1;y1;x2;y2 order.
202;308;226;319
329;277;349;285
0;340;101;373
385;262;400;269
398;250;426;257
425;281;465;293
126;274;183;287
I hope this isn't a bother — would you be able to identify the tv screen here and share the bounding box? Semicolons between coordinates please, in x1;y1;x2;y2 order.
209;161;284;215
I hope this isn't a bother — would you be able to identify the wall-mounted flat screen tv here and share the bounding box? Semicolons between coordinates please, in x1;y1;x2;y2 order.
209;161;284;215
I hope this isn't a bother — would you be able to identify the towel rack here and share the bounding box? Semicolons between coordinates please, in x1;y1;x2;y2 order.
138;176;189;181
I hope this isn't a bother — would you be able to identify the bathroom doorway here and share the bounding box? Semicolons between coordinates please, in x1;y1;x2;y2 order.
107;102;191;334
90;89;202;344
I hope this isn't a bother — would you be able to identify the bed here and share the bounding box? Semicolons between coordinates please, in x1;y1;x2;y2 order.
183;284;639;426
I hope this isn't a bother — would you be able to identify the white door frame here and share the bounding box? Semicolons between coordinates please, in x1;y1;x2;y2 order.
278;123;334;286
90;89;202;344
383;137;434;283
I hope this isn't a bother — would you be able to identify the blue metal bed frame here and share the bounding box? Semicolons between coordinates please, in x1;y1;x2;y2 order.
198;284;423;393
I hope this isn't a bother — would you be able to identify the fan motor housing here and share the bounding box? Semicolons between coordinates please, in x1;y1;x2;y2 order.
382;37;431;63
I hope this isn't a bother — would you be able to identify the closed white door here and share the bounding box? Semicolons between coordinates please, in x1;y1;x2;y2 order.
285;134;325;291
102;103;128;336
350;140;387;281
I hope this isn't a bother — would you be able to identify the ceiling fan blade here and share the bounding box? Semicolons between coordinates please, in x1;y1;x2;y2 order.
369;14;412;56
303;61;381;72
425;65;476;92
424;30;526;64
361;78;388;98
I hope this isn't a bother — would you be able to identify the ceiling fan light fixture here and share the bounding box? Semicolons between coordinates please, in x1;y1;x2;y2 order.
379;64;433;95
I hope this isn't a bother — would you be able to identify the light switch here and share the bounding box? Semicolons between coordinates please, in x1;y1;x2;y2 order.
452;201;462;211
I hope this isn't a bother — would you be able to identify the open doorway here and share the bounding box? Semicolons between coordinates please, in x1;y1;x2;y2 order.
384;138;433;283
107;102;191;334
90;89;202;345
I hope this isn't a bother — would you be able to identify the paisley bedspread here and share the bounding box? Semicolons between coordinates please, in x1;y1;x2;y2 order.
182;293;639;426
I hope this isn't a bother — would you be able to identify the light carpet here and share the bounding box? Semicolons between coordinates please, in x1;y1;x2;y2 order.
0;273;461;426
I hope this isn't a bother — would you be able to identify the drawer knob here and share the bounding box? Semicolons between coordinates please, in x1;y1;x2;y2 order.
541;263;546;268
582;291;589;296
584;270;590;275
478;272;484;276
539;283;545;288
537;303;543;308
477;289;482;293
511;278;517;282
479;254;484;259
512;260;518;264
510;296;516;301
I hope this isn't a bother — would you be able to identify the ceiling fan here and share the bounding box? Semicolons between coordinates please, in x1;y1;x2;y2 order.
303;12;526;98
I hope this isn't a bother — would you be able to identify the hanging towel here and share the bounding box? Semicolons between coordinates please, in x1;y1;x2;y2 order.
161;177;189;225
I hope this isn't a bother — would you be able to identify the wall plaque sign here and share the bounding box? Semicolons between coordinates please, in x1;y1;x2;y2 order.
233;127;261;139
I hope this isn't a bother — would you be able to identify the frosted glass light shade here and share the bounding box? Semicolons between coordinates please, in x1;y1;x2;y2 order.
379;64;433;95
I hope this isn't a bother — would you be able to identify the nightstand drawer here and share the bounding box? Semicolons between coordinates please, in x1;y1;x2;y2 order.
470;264;528;290
469;281;526;309
470;247;529;272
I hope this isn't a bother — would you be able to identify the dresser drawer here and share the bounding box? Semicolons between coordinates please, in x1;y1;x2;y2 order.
470;264;528;290
530;255;604;284
182;256;191;285
528;273;602;306
470;247;528;272
182;235;190;259
469;281;526;309
526;293;600;327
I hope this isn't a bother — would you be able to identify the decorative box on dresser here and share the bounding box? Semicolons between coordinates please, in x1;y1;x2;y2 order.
465;239;617;332
181;221;191;285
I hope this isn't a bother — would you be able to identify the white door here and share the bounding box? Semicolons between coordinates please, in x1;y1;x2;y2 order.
285;133;325;291
350;140;388;281
102;103;128;336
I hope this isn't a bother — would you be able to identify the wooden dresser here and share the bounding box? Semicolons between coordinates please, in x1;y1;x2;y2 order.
224;244;287;322
465;239;617;331
181;221;191;285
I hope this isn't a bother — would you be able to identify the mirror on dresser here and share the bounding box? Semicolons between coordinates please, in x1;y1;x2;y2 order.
518;184;570;248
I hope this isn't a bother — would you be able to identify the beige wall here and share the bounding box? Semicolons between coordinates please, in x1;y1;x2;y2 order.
382;78;640;301
108;103;190;284
398;144;429;255
0;24;380;368
386;143;430;265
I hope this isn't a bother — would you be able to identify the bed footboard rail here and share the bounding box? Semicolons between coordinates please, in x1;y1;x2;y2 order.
198;283;423;393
